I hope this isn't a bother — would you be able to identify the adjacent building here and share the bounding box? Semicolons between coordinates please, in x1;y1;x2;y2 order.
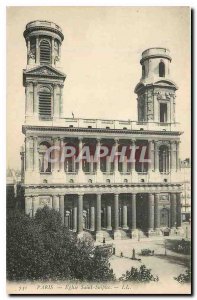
21;20;184;240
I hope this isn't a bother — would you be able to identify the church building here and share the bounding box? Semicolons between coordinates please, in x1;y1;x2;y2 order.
21;20;183;240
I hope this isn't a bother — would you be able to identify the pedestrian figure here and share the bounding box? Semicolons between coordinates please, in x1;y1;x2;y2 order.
132;248;136;260
120;252;123;257
113;247;115;255
103;237;105;244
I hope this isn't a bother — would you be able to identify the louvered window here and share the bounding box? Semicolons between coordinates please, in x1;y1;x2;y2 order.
40;40;51;65
39;87;52;119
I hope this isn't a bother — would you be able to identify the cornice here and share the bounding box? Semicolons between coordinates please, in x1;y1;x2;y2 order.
24;26;64;41
22;125;183;136
22;182;183;189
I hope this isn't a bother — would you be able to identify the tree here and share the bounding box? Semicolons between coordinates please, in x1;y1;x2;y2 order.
174;269;191;284
7;206;115;282
120;265;159;282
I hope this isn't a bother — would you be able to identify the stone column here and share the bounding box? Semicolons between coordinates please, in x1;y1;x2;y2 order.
77;194;83;233
53;137;60;172
176;193;182;228
96;194;101;232
106;204;112;230
51;37;55;65
33;82;38;117
130;139;136;172
170;141;176;171
59;84;64;118
25;196;33;216
72;199;77;231
34;137;39;171
53;84;59;118
33;196;40;216
32;196;37;217
59;138;64;171
25;137;33;171
176;141;180;171
154;193;160;229
114;139;119;173
36;36;39;64
170;193;177;228
155;142;159;171
96;138;101;172
59;195;65;224
52;195;60;211
106;156;111;173
122;200;128;229
90;200;95;231
148;193;154;231
90;155;94;173
114;194;119;231
131;193;137;230
122;156;128;173
148;140;155;172
78;138;83;173
27;38;30;64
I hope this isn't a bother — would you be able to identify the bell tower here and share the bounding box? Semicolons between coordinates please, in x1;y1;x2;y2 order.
23;20;66;123
134;47;178;124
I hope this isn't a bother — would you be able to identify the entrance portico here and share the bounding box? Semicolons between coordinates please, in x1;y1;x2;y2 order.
24;185;183;240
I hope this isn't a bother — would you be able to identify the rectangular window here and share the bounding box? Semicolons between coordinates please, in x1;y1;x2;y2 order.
160;103;167;123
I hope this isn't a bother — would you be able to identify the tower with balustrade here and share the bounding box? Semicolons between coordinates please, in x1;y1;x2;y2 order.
21;20;183;240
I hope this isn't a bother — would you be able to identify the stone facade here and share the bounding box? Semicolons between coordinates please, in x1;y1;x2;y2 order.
21;21;184;240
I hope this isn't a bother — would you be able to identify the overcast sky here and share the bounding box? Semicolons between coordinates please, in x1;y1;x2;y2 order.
7;6;190;170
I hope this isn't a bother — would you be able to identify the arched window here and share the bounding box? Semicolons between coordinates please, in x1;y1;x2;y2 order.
39;86;52;119
159;145;169;173
159;61;165;77
40;40;51;65
39;141;51;173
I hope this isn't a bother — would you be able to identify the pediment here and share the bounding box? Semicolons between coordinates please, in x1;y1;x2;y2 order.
23;65;66;79
154;79;178;89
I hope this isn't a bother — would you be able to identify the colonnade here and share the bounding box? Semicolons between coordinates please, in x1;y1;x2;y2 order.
24;136;180;174
25;192;182;236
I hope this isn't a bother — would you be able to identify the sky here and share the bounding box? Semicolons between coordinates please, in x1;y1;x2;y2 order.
7;6;191;170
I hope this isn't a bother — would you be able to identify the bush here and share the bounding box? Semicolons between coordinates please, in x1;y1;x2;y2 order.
141;249;152;256
174;269;191;284
172;239;191;255
7;206;115;282
120;265;159;282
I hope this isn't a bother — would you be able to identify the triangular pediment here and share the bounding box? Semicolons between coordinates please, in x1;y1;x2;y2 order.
134;78;178;93
23;65;66;79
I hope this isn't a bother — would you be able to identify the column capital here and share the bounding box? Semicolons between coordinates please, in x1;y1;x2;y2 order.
78;193;84;197
131;193;137;197
53;136;60;143
154;193;160;200
148;139;155;144
114;193;119;197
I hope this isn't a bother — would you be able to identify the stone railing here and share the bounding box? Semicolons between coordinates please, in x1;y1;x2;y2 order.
61;117;181;132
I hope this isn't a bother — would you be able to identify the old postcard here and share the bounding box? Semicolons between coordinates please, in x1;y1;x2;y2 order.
6;6;191;295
